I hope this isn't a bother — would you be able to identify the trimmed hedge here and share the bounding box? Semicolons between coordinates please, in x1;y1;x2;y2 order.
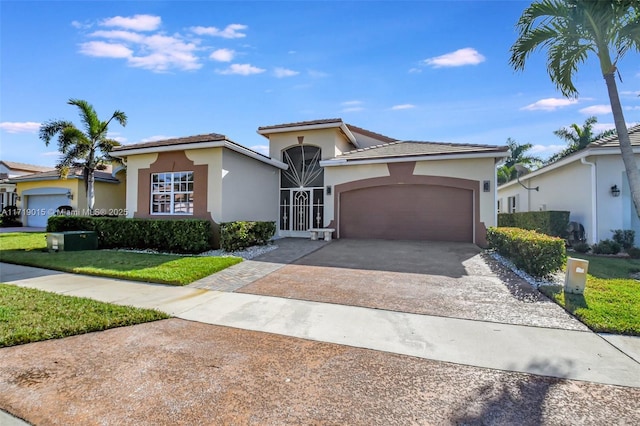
220;221;276;251
487;227;566;278
47;216;212;254
498;211;570;238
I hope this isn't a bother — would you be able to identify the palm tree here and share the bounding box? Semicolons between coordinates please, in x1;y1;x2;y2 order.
498;137;542;184
547;116;616;163
510;0;640;216
39;99;127;211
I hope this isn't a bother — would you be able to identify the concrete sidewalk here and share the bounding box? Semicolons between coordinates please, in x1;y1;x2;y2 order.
2;262;639;388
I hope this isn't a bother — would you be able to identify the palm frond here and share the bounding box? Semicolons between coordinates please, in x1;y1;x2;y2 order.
39;120;73;145
68;98;101;137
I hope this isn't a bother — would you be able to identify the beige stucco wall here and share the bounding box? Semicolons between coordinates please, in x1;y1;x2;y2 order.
185;148;223;222
220;149;279;222
123;153;158;218
92;176;127;215
498;160;593;240
267;128;355;160
17;179;80;211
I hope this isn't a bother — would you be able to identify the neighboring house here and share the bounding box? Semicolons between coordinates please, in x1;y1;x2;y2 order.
111;118;508;247
497;124;640;244
10;167;126;227
0;161;55;210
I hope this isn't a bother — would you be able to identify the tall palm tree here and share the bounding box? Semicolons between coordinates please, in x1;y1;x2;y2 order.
40;99;127;211
510;0;640;216
547;115;616;163
498;137;542;184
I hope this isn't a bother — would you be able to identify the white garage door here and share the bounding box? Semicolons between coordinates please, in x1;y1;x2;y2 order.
26;194;68;227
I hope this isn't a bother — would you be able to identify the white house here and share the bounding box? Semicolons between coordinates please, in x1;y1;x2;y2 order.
498;125;640;244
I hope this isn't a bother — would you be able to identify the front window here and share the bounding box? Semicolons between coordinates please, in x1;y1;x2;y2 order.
151;172;194;215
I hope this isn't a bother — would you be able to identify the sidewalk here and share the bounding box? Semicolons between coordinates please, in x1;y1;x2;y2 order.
1;262;639;388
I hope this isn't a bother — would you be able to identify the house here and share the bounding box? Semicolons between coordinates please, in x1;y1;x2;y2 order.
497;124;640;244
10;166;126;228
0;161;55;210
111;119;508;247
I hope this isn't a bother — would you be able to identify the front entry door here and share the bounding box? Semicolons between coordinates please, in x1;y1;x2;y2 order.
279;145;325;237
280;188;324;237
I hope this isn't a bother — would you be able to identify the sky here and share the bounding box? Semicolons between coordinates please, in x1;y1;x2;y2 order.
1;0;639;168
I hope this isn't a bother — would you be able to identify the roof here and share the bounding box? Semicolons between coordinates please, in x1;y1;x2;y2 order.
587;124;640;148
334;140;509;161
498;124;640;190
112;133;227;152
345;124;398;144
257;118;343;131
0;160;55;173
9;168;119;183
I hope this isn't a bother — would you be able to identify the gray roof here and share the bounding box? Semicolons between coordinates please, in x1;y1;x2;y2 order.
0;160;55;173
335;140;509;160
112;133;227;152
587;124;640;148
9;168;119;183
258;118;343;131
345;123;398;143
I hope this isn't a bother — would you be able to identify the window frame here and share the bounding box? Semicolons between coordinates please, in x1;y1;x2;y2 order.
150;171;194;215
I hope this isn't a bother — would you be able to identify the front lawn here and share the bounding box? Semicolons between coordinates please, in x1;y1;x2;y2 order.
539;254;640;336
0;232;242;285
0;283;169;347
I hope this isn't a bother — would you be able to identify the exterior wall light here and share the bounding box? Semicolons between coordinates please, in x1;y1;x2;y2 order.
67;190;74;200
610;185;620;197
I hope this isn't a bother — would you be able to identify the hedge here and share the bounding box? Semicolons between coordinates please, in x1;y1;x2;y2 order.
487;227;566;278
220;221;276;251
47;216;212;254
498;211;570;238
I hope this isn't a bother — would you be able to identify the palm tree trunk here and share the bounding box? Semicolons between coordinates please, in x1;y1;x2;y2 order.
87;171;95;212
604;72;640;218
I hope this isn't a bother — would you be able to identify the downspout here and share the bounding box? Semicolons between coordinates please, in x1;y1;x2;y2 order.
581;157;597;244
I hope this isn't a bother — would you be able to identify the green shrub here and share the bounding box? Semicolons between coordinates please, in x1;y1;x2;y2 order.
47;216;212;253
611;229;635;250
571;242;591;253
592;239;621;255
497;211;570;238
626;247;640;259
487;227;566;278
220;221;276;251
0;205;22;227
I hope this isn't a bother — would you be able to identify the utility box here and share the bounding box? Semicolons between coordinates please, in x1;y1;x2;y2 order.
564;257;589;294
47;231;98;252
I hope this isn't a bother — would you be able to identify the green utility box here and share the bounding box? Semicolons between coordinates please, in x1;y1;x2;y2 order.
47;231;98;252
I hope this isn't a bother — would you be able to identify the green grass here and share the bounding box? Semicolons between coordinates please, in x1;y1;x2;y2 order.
0;232;242;285
0;283;169;347
540;255;640;335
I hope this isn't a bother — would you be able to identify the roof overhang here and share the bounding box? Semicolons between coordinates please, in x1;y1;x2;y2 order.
111;140;288;170
320;151;509;167
498;146;640;191
257;121;359;147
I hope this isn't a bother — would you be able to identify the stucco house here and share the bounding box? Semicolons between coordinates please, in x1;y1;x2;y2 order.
111;119;508;247
0;161;55;210
497;124;640;244
10;167;126;227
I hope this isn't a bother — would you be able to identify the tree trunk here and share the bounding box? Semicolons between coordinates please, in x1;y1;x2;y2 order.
87;171;95;212
603;72;640;218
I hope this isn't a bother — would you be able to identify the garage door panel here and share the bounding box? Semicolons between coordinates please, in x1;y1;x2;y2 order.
339;184;473;242
25;194;68;227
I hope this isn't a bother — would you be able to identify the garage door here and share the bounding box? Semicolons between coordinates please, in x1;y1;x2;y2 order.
25;194;68;227
339;184;473;242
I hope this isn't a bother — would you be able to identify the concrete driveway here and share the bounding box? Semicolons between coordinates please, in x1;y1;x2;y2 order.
239;239;587;330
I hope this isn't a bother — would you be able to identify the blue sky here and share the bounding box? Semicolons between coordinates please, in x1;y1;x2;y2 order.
1;0;639;167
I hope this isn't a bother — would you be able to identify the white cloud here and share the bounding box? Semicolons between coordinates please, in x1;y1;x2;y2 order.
521;98;578;111
308;69;329;78
408;68;422;74
42;151;61;157
71;20;92;30
89;30;145;43
0;121;41;133
592;122;639;133
391;104;415;110
79;41;133;58
423;47;485;68
529;144;566;157
140;135;175;143
274;67;299;78
216;63;265;75
341;100;362;106
621;90;640;96
579;104;611;115
341;107;364;113
210;48;235;62
250;145;270;156
625;106;640;111
190;24;247;39
101;14;161;32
